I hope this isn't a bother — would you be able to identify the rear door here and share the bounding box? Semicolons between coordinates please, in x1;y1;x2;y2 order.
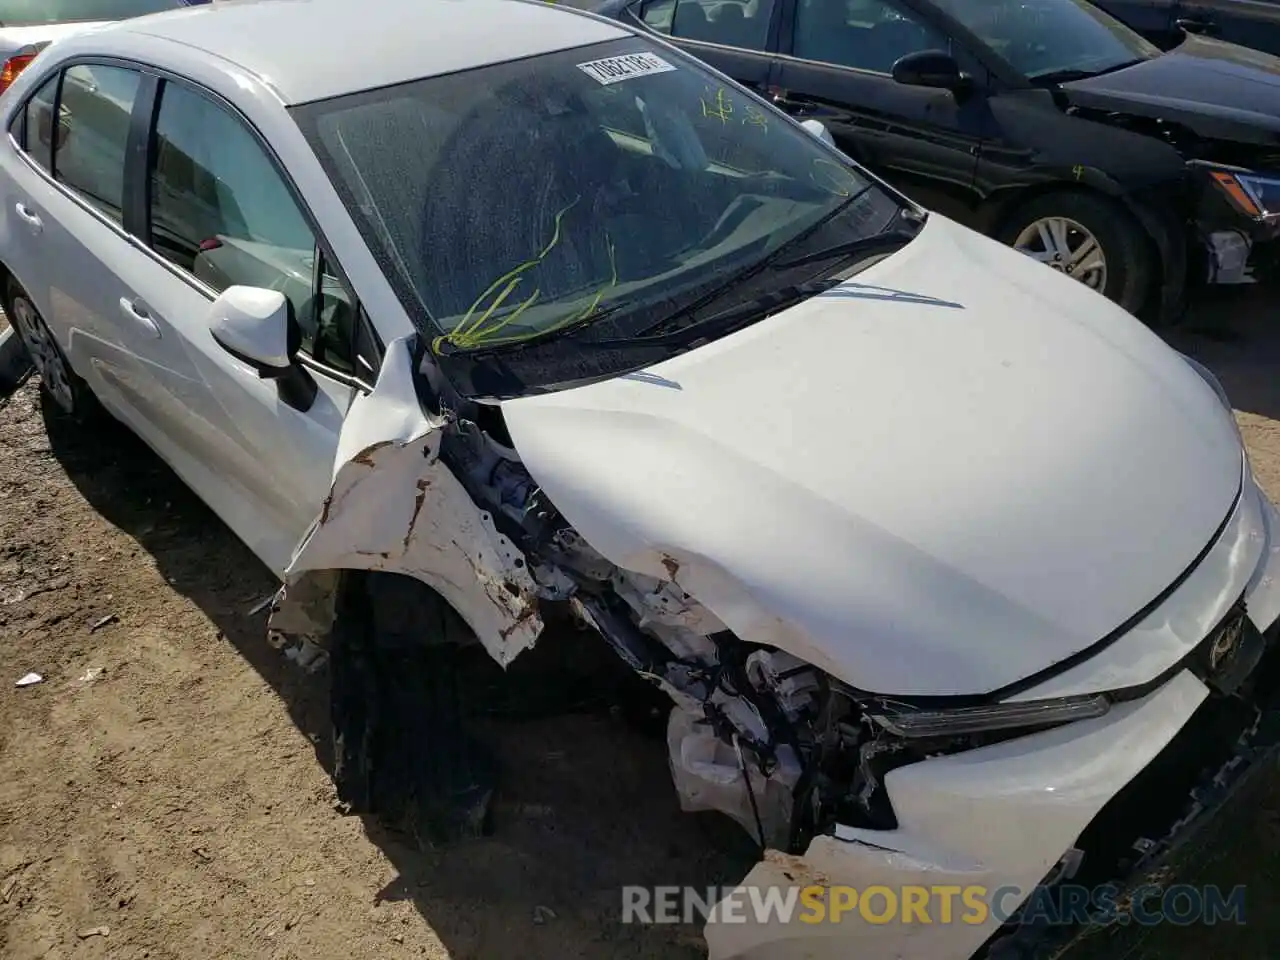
629;0;784;93
0;61;152;415
1176;0;1280;55
771;0;987;220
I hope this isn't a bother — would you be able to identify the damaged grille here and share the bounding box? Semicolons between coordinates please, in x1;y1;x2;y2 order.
981;619;1280;958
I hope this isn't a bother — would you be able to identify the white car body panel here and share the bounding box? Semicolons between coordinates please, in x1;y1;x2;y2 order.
0;21;109;65
500;215;1244;697
1;4;1279;959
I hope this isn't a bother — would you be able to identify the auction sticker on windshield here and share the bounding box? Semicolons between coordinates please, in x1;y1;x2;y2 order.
577;52;676;85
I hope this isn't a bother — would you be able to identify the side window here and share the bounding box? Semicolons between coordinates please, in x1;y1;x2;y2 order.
793;0;952;73
148;80;355;374
22;74;61;173
55;64;143;222
643;0;776;52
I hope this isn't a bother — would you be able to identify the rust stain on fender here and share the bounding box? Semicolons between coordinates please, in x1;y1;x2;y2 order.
402;477;430;553
350;440;394;468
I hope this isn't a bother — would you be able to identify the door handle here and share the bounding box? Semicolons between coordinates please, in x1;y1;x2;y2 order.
14;202;41;233
119;297;160;338
1176;17;1215;34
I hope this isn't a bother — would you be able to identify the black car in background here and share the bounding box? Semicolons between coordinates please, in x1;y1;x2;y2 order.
1095;0;1280;56
594;0;1280;323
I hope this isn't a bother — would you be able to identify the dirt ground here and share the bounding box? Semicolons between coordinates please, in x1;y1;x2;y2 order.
2;287;1280;960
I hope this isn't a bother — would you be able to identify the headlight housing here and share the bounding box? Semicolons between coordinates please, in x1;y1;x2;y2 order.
867;693;1110;738
1204;165;1280;223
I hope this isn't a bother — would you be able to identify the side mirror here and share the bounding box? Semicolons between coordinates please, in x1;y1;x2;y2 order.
891;50;968;92
209;285;319;411
209;285;295;377
799;118;835;147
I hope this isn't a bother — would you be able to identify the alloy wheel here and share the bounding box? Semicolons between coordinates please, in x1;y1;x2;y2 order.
9;295;75;413
1013;216;1108;293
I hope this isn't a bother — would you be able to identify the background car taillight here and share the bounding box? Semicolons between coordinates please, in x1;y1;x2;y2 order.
0;54;36;95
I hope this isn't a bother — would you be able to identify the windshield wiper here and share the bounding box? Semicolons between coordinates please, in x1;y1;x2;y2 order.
768;228;920;270
432;304;621;358
1033;58;1146;85
590;277;846;352
627;186;876;341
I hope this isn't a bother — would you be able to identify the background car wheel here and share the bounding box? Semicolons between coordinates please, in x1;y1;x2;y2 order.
5;279;99;418
997;191;1154;318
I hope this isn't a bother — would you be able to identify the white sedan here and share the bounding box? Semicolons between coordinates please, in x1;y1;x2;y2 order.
2;1;1279;958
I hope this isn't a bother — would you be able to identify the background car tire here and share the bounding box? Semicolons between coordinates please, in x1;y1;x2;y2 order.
996;190;1154;319
5;279;100;419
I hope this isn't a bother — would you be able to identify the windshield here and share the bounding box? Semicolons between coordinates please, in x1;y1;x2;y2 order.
291;37;906;394
932;0;1159;80
0;0;184;25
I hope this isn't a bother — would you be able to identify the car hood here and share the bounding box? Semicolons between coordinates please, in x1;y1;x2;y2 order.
1061;35;1280;145
499;214;1243;697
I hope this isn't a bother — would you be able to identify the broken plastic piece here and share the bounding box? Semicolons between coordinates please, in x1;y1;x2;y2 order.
15;672;42;687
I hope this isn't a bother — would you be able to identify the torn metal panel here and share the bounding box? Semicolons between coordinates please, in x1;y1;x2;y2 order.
270;336;542;664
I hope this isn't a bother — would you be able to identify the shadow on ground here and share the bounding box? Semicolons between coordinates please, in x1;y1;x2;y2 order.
1168;285;1280;422
39;404;756;960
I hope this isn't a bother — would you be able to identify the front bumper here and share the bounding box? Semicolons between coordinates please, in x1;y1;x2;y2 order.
704;486;1280;960
1190;163;1280;285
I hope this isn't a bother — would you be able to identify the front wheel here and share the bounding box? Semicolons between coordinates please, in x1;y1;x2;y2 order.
996;191;1154;319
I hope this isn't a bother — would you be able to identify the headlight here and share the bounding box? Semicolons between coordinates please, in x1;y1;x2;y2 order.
1204;165;1280;222
867;694;1110;739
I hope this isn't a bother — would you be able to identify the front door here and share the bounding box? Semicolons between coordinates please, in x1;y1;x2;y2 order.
107;75;359;573
770;0;988;221
1178;0;1280;55
1092;0;1182;48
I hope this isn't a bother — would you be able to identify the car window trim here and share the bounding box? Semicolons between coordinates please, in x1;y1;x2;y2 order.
768;0;998;83
7;53;379;391
632;0;787;55
137;70;377;389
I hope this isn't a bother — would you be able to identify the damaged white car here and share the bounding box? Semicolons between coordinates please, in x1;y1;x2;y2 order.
3;1;1280;958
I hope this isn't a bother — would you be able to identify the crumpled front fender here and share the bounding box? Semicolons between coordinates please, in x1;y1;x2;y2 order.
268;336;543;663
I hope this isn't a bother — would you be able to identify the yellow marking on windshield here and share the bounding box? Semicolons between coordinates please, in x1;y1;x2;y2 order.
701;87;734;123
742;105;768;131
810;157;858;197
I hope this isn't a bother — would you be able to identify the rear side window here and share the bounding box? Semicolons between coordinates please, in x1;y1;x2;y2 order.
639;0;776;52
21;74;60;172
54;64;142;222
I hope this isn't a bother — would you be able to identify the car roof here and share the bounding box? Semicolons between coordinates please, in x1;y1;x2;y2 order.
116;0;632;104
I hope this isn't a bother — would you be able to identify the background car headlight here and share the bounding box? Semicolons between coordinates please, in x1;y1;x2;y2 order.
1206;166;1280;222
867;694;1110;738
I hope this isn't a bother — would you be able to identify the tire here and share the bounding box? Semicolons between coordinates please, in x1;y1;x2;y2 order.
329;572;496;845
995;191;1154;318
4;279;100;418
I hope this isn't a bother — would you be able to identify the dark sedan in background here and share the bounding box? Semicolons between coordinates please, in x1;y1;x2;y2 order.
595;0;1280;324
1096;0;1280;56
